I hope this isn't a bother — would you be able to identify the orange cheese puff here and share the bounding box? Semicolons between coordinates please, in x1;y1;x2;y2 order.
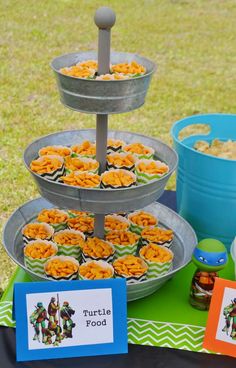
65;156;99;172
140;243;173;263
123;143;153;156
22;222;54;240
107;153;136;167
77;60;98;70
113;255;147;276
111;62;146;75
60;65;95;78
24;241;57;259
101;169;136;187
82;237;115;258
106;230;139;246
71;141;96;156
129;211;158;227
53;230;85;247
105;215;130;231
39;146;71;158
45;257;79;278
30;155;63;174
61;172;100;188
67;215;94;234
141;227;174;243
37;209;69;224
79;261;113;280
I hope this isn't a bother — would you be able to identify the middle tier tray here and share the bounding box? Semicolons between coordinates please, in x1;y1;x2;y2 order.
24;129;178;213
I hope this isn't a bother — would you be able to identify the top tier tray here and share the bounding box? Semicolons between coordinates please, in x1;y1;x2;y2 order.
24;129;178;213
51;51;156;114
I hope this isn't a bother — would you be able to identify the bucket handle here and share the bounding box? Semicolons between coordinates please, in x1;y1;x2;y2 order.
171;113;236;143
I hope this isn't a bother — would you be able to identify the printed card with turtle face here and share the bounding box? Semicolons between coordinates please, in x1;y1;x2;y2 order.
13;279;127;361
203;278;236;357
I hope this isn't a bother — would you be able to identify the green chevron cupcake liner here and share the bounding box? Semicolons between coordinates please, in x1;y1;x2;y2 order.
67;210;94;218
44;255;79;280
71;152;96;159
53;229;85;261
24;240;58;276
122;144;154;160
135;159;169;184
107;139;126;155
104;215;130;234
139;246;174;279
128;211;158;235
113;255;148;284
113;241;139;259
22;222;54;245
101;169;136;189
141;237;173;249
34;155;65;182
106;152;136;172
65;156;99;175
81;251;115;264
38;145;72;158
79;260;114;280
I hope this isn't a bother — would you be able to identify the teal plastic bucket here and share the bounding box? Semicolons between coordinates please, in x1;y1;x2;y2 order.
171;113;236;251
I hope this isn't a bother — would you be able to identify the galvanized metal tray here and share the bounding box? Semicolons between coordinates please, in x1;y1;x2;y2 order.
51;51;156;114
2;197;197;301
24;129;178;213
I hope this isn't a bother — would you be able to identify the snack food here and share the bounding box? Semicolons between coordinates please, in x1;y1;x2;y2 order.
81;237;115;263
53;229;85;259
30;155;64;181
128;210;158;234
194;139;236;160
71;141;96;158
106;153;136;171
67;215;94;236
141;227;174;248
61;171;100;188
123;143;154;159
139;243;173;278
39;145;72;158
95;73;129;81
101;169;136;189
113;255;147;283
106;230;140;258
24;240;58;275
60;65;96;79
105;215;130;233
79;260;114;280
37;209;69;231
111;61;146;76
67;209;93;218
65;156;99;174
22;222;54;244
107;139;126;154
44;256;79;280
135;159;169;184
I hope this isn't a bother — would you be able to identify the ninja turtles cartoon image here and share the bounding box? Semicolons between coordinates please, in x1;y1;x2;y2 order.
222;298;236;339
29;302;48;343
44;321;62;346
190;239;228;310
60;301;76;338
48;296;59;325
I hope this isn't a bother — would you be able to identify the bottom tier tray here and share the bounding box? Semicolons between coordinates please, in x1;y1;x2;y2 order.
3;197;197;301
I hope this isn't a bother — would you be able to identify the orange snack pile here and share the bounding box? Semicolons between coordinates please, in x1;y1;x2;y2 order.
79;262;113;280
105;215;129;231
124;143;152;155
61;172;100;188
71;141;96;156
96;73;128;81
37;209;68;224
113;255;147;276
65;156;99;172
141;227;173;243
60;65;94;78
107;153;135;167
78;60;98;69
45;258;78;277
39;146;71;157
106;230;139;246
30;156;63;174
102;169;135;187
111;61;146;75
68;209;91;217
67;216;94;233
107;139;125;148
23;223;52;240
53;231;85;247
137;160;168;175
129;211;157;227
140;243;173;263
82;237;114;258
24;241;56;259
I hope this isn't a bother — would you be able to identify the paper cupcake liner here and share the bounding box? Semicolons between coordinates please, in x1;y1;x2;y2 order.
101;170;136;189
139;248;173;279
22;222;54;245
135;159;169;184
112;241;139;259
34;155;65;182
106;162;135;172
141;237;173;249
65;157;99;175
114;272;146;284
24;241;58;276
122;146;154;160
104;215;130;234
49;222;68;232
107;145;124;155
81;252;114;264
79;260;114;280
53;229;85;261
44;256;79;280
71;152;96;160
128;211;158;235
67;210;94;218
39;145;72;158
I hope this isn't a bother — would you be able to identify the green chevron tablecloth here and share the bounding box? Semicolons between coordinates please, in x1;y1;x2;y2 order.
0;259;234;353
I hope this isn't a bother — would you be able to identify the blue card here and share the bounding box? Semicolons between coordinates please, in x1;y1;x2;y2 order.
13;279;127;361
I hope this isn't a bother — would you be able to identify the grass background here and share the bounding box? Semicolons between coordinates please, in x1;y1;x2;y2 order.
1;0;236;291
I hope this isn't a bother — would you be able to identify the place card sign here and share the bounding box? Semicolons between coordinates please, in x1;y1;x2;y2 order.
13;279;127;361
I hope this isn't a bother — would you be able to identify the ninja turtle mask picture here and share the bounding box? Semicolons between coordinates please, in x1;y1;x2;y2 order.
190;239;228;310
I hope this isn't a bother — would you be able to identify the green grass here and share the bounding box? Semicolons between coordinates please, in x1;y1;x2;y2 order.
1;0;236;291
